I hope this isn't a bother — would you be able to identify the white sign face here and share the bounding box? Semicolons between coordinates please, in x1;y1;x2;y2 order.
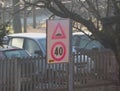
47;19;71;63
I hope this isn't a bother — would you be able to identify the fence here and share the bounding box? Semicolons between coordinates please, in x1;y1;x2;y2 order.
0;49;119;91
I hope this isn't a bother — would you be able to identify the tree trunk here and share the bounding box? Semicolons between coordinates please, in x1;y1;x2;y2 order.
114;51;120;82
13;0;22;33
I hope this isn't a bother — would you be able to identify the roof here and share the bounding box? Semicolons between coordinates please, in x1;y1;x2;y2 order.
72;32;92;36
72;32;84;36
7;33;46;39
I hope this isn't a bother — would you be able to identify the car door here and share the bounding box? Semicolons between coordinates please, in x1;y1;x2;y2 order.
23;38;42;57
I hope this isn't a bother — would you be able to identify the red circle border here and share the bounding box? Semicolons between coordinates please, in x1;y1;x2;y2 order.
51;42;66;61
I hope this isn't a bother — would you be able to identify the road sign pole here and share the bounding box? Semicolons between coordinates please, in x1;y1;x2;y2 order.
69;56;74;91
68;19;73;91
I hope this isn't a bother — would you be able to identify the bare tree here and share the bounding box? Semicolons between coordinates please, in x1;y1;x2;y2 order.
0;22;9;47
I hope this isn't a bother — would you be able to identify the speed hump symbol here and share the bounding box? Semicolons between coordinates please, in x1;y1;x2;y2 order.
51;42;66;61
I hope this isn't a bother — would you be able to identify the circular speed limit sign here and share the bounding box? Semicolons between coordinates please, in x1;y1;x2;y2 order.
51;42;66;61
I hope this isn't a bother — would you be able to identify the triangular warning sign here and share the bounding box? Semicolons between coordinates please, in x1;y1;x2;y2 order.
52;23;66;39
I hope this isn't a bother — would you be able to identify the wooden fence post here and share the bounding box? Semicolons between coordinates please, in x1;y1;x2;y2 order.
14;58;21;91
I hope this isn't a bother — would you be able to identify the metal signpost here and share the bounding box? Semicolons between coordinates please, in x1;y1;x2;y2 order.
47;19;73;91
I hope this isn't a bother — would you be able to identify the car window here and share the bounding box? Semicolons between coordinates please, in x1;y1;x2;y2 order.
24;39;40;57
85;40;103;49
38;38;46;52
4;49;29;59
72;35;88;47
9;38;24;48
72;35;80;46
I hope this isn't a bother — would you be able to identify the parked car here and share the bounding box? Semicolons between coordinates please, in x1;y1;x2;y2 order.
0;47;31;60
6;33;46;57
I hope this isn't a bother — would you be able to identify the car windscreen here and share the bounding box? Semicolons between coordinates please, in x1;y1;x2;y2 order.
3;49;30;59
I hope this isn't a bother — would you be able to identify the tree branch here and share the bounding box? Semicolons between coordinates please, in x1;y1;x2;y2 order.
86;0;101;19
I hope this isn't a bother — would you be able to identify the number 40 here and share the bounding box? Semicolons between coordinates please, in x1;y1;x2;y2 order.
54;47;63;56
